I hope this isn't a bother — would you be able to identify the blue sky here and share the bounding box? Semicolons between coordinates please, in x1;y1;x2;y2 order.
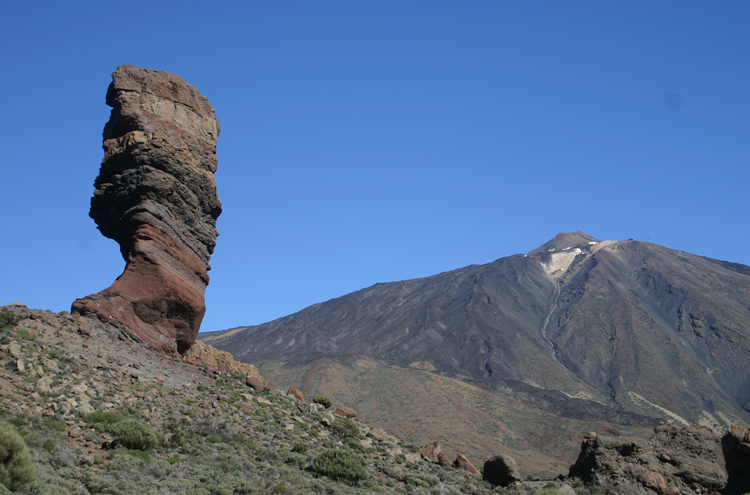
1;1;748;332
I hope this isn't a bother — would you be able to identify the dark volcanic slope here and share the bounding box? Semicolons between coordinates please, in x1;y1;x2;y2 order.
209;232;750;431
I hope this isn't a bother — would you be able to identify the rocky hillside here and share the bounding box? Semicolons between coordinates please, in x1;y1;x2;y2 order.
2;303;748;495
204;232;750;475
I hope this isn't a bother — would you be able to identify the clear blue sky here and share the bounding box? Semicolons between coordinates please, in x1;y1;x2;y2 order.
1;1;748;332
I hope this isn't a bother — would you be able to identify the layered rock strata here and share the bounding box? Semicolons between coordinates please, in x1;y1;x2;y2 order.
72;65;221;356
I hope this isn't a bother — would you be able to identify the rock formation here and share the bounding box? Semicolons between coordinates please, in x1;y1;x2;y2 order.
483;454;522;487
568;424;727;494
72;65;221;356
722;425;750;495
182;342;262;380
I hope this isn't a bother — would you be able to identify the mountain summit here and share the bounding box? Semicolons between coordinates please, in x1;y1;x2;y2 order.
205;232;750;475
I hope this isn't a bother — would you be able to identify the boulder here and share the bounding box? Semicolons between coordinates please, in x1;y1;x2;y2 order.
483;454;521;487
265;382;278;397
437;452;452;468
183;341;262;379
287;387;305;402
453;453;480;474
722;425;750;495
72;65;222;356
418;441;443;460
334;406;357;418
245;376;264;392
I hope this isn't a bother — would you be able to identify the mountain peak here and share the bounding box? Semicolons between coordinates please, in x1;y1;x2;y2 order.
527;231;600;257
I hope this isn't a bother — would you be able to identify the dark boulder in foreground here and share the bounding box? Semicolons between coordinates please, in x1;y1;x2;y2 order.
73;65;221;356
722;425;750;495
483;454;522;487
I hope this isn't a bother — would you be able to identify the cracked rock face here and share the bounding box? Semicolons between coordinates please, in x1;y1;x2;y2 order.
72;65;221;356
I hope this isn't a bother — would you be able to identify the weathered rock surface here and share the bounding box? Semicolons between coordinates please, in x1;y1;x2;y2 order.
722;425;750;495
417;441;443;461
183;341;262;380
334;406;358;418
452;453;480;474
72;65;221;356
287;387;305;402
483;454;521;487
568;424;727;494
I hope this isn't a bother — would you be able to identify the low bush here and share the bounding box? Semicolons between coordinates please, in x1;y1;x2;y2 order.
0;420;37;490
83;411;124;426
15;329;35;341
291;441;309;453
109;419;157;451
312;395;333;408
331;417;360;439
312;449;369;483
114;449;152;464
0;311;23;330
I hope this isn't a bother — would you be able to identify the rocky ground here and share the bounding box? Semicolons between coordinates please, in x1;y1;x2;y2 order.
1;303;746;495
0;304;585;495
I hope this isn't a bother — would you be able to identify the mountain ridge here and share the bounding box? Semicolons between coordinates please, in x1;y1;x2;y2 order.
205;232;750;475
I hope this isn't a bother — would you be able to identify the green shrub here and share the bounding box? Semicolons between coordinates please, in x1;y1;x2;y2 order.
332;417;360;439
206;435;222;443
313;395;333;408
0;311;23;330
343;437;362;450
41;418;66;432
313;449;369;483
109;419;157;451
0;420;37;490
114;449;152;464
83;411;124;426
291;441;309;453
43;350;62;359
14;329;35;341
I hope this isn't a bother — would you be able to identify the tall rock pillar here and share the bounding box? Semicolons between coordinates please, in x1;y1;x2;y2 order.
72;65;222;356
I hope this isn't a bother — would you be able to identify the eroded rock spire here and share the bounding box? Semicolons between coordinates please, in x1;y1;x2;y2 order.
72;65;221;355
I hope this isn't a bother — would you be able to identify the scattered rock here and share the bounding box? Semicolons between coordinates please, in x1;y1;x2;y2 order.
246;376;264;391
8;343;21;359
483;454;522;487
437;452;452;467
287;387;305;402
368;428;385;442
334;406;357;418
184;341;262;379
418;441;443;460
265;383;278;397
78;403;95;415
71;65;222;356
36;375;53;394
453;453;480;474
639;470;667;493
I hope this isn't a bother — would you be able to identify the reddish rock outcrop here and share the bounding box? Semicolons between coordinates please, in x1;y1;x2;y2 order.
287;387;305;402
453;453;480;474
418;441;443;461
72;65;221;356
334;406;358;418
183;341;262;380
